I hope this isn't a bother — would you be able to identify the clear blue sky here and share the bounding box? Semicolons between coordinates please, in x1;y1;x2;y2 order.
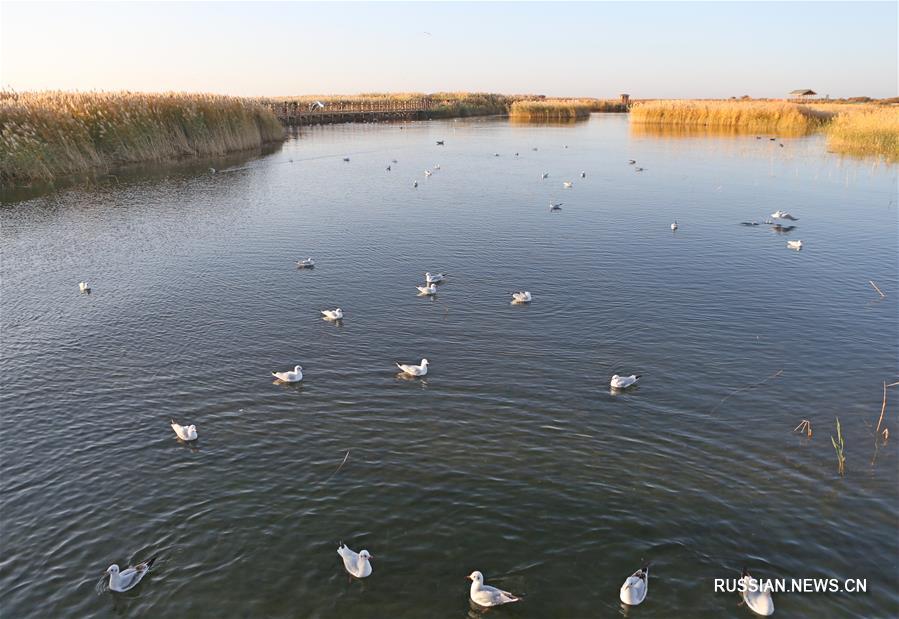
1;1;895;98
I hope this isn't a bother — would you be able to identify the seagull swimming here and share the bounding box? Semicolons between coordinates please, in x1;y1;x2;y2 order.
321;308;344;321
436;140;445;145
541;172;549;179
425;272;445;284
413;180;419;188
417;283;437;295
635;167;645;172
342;157;350;162
386;165;391;172
79;281;91;293
770;210;798;221
511;291;532;304
296;257;315;269
563;181;573;188
434;164;441;170
581;171;586;178
468;571;520;608
337;543;373;578
550;202;563;211
740;567;775;616
671;220;678;231
619;562;650;606
424;170;432;177
272;365;303;383
396;358;429;376
106;555;158;593
628;159;636;165
170;418;197;441
611;374;640;389
786;240;803;250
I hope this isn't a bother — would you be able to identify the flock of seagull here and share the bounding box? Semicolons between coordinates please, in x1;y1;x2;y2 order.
78;139;801;616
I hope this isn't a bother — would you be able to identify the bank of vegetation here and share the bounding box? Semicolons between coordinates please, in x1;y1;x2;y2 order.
630;99;899;160
1;91;285;186
509;98;626;121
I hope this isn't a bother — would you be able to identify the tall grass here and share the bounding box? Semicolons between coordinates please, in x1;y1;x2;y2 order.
824;107;899;161
509;99;593;121
1;91;285;186
629;100;831;133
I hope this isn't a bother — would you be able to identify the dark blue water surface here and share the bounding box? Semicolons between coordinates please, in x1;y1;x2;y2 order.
2;115;897;618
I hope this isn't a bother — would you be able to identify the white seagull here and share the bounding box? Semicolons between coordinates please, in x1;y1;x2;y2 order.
611;374;640;389
425;169;432;177
786;240;802;250
396;358;429;377
106;555;158;593
511;291;532;304
434;164;441;170
740;567;775;616
79;281;91;293
468;571;520;608
770;210;798;221
563;181;573;188
321;308;344;321
417;283;438;295
272;365;303;383
170;418;197;441
619;562;650;606
425;272;445;284
337;543;373;578
671;220;678;231
550;202;563;211
310;100;325;111
296;257;315;268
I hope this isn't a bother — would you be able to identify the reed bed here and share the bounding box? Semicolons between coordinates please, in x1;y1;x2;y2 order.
509;99;593;121
824;106;899;161
1;91;285;185
266;92;517;118
629;100;832;133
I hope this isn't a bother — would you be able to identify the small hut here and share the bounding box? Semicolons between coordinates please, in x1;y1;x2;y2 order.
789;89;817;100
620;93;630;105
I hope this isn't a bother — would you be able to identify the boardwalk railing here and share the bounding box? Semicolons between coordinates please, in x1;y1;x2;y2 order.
265;98;434;126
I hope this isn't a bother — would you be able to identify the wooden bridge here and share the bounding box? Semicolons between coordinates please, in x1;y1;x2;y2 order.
266;98;434;126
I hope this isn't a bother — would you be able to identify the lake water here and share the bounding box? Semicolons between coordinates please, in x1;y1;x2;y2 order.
1;114;897;618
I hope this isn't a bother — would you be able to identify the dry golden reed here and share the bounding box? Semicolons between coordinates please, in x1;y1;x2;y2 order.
1;91;285;185
509;99;593;121
824;107;899;161
629;100;831;133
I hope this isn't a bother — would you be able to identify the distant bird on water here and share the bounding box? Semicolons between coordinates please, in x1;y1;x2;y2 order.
296;257;315;269
468;571;520;608
106;555;158;593
628;159;636;165
550;202;563;211
386;165;391;172
425;272;445;284
79;281;91;293
541;172;549;179
787;240;803;250
671;220;678;231
272;365;303;383
611;374;640;389
619;562;650;606
580;171;586;178
337;543;373;578
635;167;645;172
511;291;532;304
342;157;350;162
770;210;798;221
436;140;445;145
424;169;432;177
413;180;419;188
563;181;573;189
396;358;429;377
209;167;216;174
740;567;775;616
417;283;438;295
321;308;344;321
170;419;197;442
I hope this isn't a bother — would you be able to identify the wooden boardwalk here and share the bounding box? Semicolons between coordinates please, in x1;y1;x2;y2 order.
266;98;433;126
